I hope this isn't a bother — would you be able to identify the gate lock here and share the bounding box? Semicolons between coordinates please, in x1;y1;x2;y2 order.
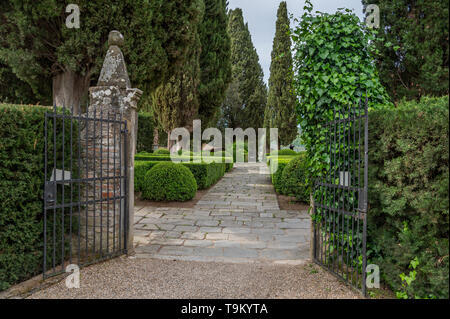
44;182;56;206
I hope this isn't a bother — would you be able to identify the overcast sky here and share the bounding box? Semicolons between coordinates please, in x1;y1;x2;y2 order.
227;0;365;84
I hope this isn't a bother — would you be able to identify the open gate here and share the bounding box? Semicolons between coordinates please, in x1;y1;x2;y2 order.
43;105;128;278
313;98;368;295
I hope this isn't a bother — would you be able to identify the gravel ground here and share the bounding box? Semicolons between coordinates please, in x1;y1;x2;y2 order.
28;256;361;299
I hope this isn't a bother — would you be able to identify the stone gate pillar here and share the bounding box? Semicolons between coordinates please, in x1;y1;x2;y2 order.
81;30;141;255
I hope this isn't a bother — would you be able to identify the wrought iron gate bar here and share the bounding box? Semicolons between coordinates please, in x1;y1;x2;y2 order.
46;112;126;124
44;176;126;184
324;114;367;126
43;104;128;279
42;195;127;209
313;97;368;296
314;181;360;191
314;203;366;219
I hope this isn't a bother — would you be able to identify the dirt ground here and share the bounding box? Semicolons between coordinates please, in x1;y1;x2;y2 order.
27;256;362;299
276;194;310;211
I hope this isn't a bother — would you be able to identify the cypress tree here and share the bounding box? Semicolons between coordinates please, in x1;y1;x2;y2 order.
220;79;242;129
198;0;232;127
265;1;297;146
225;8;267;129
362;0;449;101
151;0;205;150
0;1;204;111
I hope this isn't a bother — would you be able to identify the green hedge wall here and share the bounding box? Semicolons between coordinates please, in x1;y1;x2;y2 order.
135;160;228;192
280;153;310;202
268;156;296;194
368;96;449;299
270;149;298;156
267;153;309;202
154;148;170;155
137;112;167;152
0;104;75;291
135;154;233;172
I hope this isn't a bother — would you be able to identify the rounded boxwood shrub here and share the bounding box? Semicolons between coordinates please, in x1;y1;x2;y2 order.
141;162;197;201
280;153;310;202
154;148;170;155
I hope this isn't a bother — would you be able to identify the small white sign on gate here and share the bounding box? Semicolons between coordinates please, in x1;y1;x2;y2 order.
339;171;350;187
50;169;72;185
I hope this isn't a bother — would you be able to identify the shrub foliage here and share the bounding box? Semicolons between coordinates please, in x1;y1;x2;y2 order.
141;162;197;202
291;1;390;185
135;159;229;192
280;153;309;202
368;96;449;299
0;104;75;291
153;148;170;155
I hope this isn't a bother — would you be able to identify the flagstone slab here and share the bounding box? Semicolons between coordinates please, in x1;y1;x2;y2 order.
133;162;310;264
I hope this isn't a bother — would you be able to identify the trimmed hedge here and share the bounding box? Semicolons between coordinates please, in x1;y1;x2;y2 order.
187;162;226;189
368;96;449;299
267;153;309;201
135;154;233;172
268;156;296;194
135;160;228;192
270;149;298;156
280;153;309;202
153;148;170;155
0;104;75;291
141;162;197;201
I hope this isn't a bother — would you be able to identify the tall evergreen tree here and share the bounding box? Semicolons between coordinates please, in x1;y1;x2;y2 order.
0;1;204;111
151;0;205;150
220;79;242;129
264;1;296;146
198;0;232;127
362;0;449;101
225;8;267;129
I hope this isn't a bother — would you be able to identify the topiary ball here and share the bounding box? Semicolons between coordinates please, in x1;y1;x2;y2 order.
280;153;310;202
154;148;170;155
141;162;197;201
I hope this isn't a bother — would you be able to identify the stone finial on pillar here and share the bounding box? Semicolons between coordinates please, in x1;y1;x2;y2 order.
97;30;131;89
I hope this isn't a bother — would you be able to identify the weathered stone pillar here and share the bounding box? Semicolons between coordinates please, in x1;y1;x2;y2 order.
80;30;141;255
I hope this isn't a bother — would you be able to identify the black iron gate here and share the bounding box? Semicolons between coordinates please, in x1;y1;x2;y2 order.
313;98;368;295
43;105;128;278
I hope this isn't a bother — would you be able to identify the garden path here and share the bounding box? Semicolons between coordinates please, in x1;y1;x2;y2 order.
133;162;310;264
28;163;361;299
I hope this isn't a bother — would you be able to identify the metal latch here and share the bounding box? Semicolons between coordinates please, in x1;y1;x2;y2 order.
44;182;56;205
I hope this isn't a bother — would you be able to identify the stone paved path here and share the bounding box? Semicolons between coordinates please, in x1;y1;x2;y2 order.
133;162;310;264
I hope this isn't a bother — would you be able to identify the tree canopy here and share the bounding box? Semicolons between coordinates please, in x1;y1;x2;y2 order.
0;1;204;111
362;0;449;101
223;8;267;130
264;1;297;146
198;0;232;127
151;0;204;149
